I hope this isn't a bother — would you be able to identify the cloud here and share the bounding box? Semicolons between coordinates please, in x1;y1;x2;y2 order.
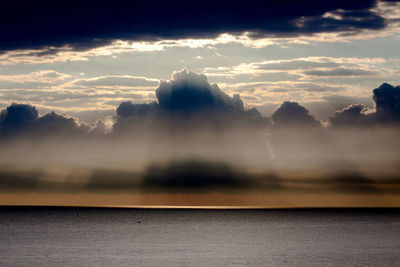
271;101;321;128
303;68;378;77
328;82;400;126
69;109;115;123
329;104;372;127
1;74;400;190
74;76;159;88
156;70;244;113
114;69;270;133
88;119;112;135
256;60;340;71
116;101;158;119
268;101;336;171
0;103;38;132
0;0;390;52
35;112;88;136
202;56;389;86
0;70;71;90
0;103;88;137
373;82;400;122
301;96;374;121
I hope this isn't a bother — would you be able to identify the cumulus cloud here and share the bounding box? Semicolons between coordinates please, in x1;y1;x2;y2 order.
0;103;38;133
156;70;250;116
0;103;88;138
35;112;87;136
271;101;321;128
329;104;372;127
116;101;158;119
114;69;270;134
329;82;400;126
373;82;400;122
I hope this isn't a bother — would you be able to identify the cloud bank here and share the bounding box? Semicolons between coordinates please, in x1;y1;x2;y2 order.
0;69;399;192
1;70;399;140
1;69;399;140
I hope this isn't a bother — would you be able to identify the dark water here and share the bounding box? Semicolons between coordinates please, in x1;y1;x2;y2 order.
1;207;400;266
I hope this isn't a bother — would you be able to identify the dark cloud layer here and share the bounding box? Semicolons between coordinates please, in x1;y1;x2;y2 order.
0;0;392;51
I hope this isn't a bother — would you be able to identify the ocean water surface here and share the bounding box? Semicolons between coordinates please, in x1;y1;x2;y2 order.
1;207;400;266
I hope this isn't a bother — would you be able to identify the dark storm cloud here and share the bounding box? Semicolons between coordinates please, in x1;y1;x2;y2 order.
0;103;88;137
271;101;321;128
113;69;270;133
0;0;388;51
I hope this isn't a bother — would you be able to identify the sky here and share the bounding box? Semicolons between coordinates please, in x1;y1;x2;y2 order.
0;0;399;123
0;0;400;207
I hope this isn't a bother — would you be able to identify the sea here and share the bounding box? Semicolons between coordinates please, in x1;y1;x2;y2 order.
1;207;399;266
